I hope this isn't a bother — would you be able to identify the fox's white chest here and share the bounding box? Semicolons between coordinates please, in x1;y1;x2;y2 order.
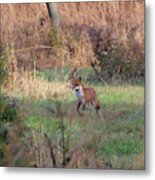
75;86;84;102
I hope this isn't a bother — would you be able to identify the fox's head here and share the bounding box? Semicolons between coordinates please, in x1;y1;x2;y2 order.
71;77;83;92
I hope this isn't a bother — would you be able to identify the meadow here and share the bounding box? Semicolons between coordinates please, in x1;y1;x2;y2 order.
1;68;144;169
0;1;144;169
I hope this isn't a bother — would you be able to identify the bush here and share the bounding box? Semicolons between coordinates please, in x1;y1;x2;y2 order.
0;47;30;166
91;30;144;83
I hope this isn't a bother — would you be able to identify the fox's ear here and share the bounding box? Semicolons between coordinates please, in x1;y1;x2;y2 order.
79;77;82;81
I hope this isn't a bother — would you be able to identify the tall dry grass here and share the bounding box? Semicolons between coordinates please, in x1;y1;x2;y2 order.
60;0;144;46
3;69;71;100
1;3;51;49
1;1;144;69
1;46;71;99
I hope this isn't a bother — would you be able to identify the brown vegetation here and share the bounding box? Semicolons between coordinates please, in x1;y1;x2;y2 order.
1;1;144;71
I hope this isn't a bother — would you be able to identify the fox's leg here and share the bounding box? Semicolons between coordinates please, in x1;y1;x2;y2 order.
95;104;100;115
82;103;86;111
85;103;90;110
77;101;82;113
91;100;95;107
91;99;100;115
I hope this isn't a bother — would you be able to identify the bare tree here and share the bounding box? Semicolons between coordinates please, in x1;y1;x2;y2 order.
46;2;60;28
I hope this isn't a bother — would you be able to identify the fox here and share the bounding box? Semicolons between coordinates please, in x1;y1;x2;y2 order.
71;76;100;115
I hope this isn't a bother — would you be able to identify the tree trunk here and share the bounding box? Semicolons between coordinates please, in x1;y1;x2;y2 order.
46;3;60;28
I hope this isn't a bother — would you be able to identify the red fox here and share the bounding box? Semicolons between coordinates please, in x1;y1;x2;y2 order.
71;77;100;114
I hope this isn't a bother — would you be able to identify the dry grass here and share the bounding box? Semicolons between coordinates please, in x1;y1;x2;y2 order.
60;0;144;45
1;1;144;68
1;3;51;49
3;71;71;100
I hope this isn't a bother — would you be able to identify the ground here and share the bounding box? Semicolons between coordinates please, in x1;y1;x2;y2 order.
2;68;144;169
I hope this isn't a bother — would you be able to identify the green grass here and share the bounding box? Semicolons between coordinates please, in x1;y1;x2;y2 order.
36;68;70;82
35;68;144;86
17;77;144;169
35;67;93;83
2;67;143;168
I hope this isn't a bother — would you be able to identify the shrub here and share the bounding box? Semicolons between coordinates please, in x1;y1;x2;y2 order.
91;36;144;83
0;46;30;166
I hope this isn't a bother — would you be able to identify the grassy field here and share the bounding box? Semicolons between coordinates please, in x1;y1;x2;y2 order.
2;68;144;169
0;1;144;169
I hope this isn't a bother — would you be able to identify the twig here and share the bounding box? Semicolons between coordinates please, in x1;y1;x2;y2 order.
67;67;78;81
61;115;66;167
14;45;52;54
44;133;57;168
91;62;107;85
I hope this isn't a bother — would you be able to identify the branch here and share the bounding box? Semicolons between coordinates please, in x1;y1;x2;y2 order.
67;67;78;81
14;45;52;54
44;133;57;168
91;62;107;85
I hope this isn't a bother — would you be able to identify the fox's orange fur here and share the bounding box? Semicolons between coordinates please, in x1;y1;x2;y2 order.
72;77;100;114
